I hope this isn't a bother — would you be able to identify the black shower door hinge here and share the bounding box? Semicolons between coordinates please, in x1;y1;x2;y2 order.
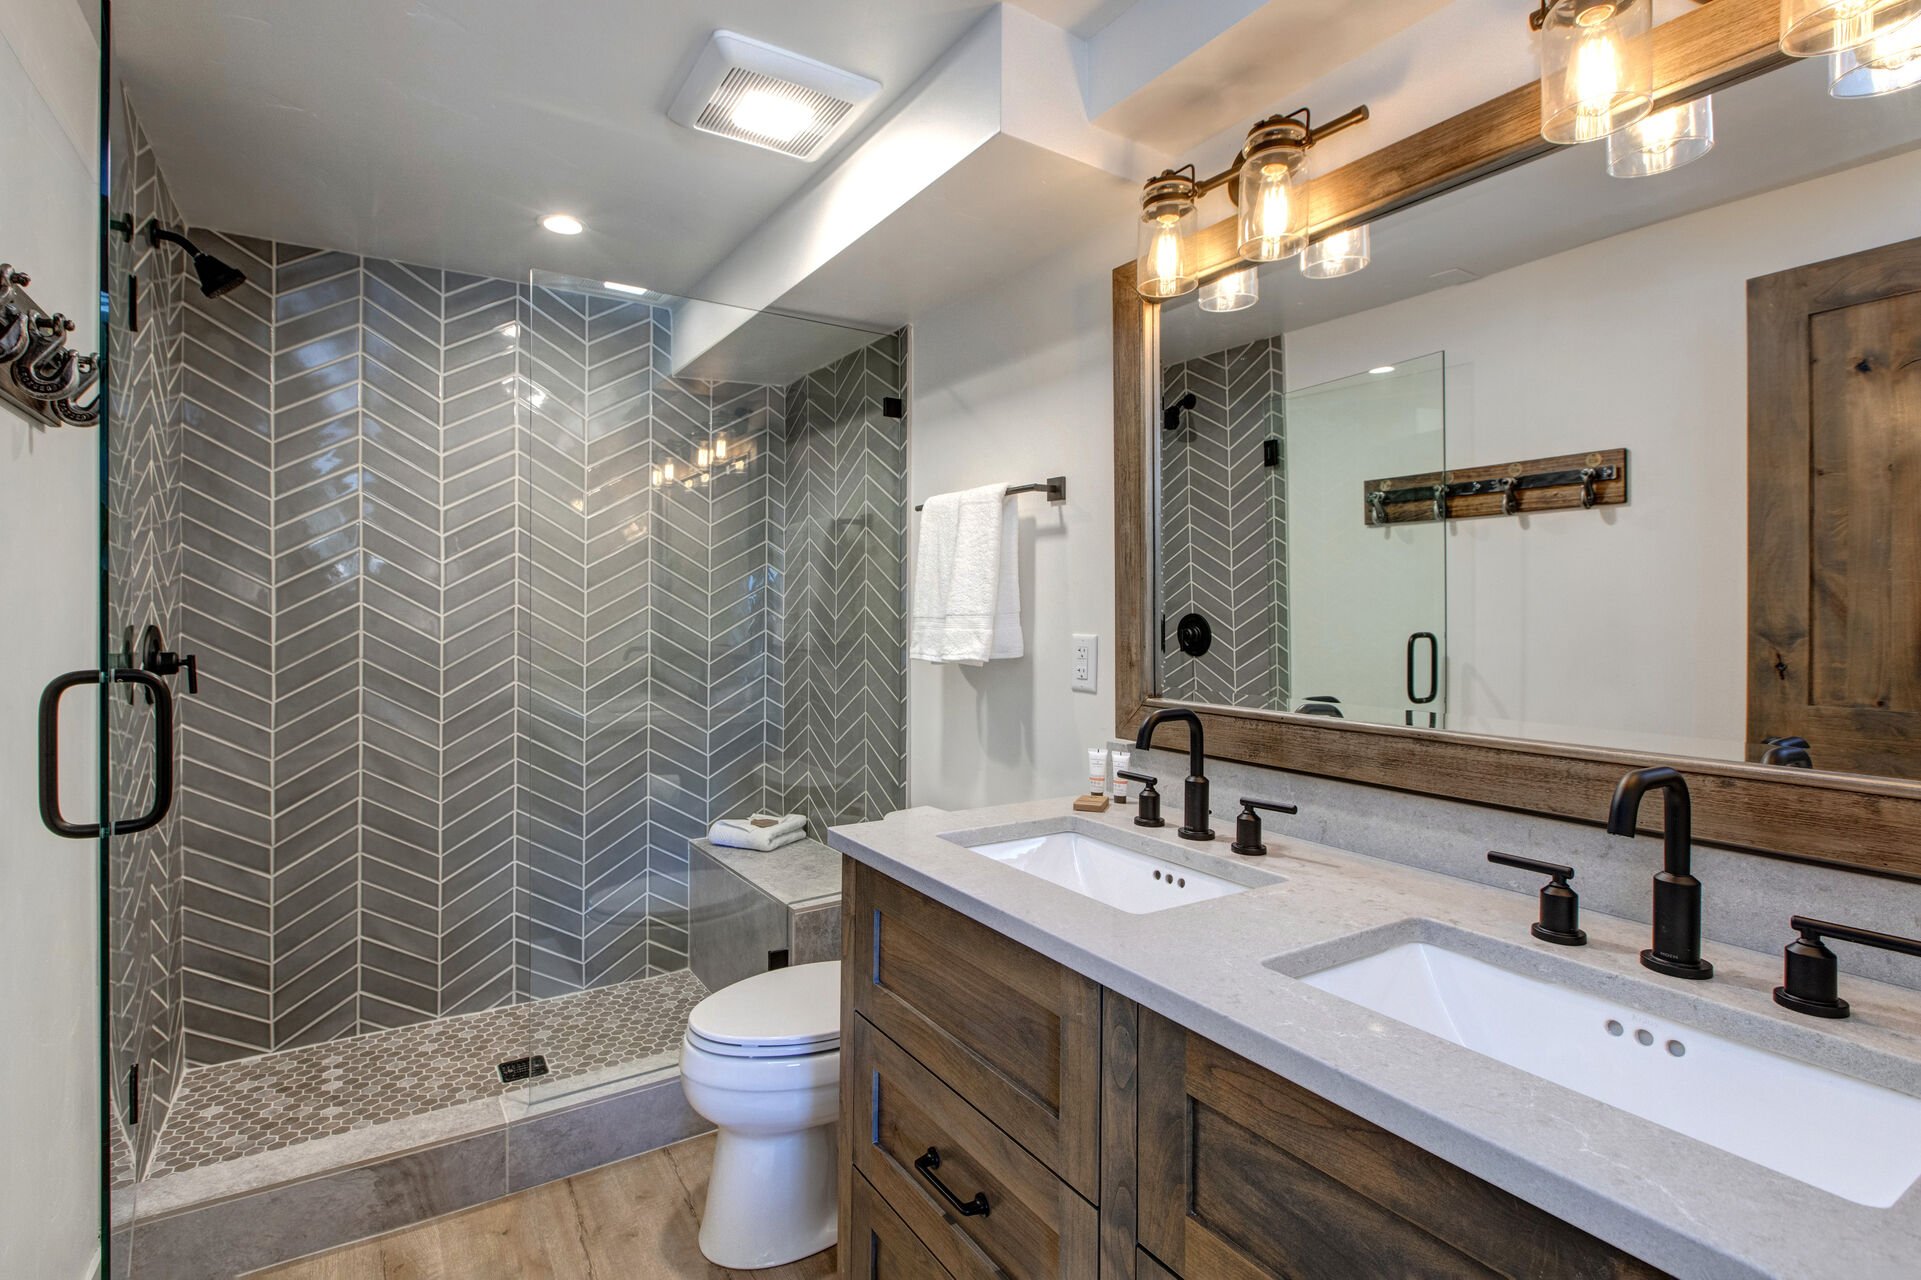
126;1063;141;1126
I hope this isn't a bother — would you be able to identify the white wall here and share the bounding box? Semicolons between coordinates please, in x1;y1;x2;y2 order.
906;230;1130;808
0;0;102;1275
1285;147;1921;760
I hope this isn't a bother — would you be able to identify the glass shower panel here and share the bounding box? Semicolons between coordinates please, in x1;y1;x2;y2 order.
1283;352;1448;728
513;274;904;1118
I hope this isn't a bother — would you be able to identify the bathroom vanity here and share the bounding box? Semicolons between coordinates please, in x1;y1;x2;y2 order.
830;802;1921;1279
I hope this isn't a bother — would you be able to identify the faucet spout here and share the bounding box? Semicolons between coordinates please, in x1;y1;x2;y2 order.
1134;708;1214;841
1606;766;1713;980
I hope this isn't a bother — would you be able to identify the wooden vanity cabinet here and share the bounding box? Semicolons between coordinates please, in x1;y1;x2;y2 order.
841;863;1668;1280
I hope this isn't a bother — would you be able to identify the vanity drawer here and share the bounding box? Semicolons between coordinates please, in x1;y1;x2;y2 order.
1135;1009;1667;1279
851;1015;1100;1279
851;1170;957;1280
847;862;1102;1199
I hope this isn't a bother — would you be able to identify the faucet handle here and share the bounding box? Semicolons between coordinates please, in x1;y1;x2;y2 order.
1774;916;1921;1019
1230;798;1298;857
1116;770;1163;828
1487;851;1586;946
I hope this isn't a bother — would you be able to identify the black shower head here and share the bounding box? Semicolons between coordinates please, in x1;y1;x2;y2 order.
145;221;248;299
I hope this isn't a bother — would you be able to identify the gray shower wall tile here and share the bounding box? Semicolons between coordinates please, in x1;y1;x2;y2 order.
166;231;908;1071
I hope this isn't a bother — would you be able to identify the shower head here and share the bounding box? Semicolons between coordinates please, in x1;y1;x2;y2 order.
145;221;248;299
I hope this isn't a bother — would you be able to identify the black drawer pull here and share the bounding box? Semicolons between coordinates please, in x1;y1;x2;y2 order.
914;1147;990;1218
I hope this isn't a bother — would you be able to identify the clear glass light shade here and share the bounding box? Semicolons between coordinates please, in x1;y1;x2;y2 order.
1136;198;1199;298
1607;96;1715;177
1829;15;1921;91
1237;146;1309;262
1539;0;1654;145
1300;226;1372;279
1781;0;1921;57
1199;267;1260;312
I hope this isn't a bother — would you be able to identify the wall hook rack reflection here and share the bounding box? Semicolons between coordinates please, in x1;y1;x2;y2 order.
1363;449;1627;527
0;262;101;428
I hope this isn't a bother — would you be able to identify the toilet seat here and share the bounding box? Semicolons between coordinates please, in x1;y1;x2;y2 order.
686;960;840;1059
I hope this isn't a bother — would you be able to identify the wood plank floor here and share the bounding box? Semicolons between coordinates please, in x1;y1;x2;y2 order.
249;1134;836;1280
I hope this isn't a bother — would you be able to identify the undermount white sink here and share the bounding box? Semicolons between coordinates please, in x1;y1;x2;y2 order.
1296;941;1921;1207
962;831;1259;914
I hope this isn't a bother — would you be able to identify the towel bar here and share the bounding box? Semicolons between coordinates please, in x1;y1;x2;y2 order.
914;476;1065;512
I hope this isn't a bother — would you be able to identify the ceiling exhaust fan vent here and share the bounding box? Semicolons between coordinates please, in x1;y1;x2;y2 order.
669;31;880;162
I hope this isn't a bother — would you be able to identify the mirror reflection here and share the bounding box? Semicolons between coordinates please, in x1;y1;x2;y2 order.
1154;57;1921;780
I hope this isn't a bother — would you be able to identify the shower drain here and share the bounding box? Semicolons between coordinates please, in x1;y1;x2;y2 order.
497;1054;551;1084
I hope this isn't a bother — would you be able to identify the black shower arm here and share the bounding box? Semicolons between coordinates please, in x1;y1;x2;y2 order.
146;222;203;256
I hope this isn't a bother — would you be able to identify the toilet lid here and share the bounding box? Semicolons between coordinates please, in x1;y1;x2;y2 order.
687;961;841;1054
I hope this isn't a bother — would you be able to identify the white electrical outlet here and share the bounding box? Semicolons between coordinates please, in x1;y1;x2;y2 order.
1071;633;1098;693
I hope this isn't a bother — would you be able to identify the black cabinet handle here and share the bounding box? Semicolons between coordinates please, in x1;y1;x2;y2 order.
914;1147;990;1218
38;668;175;839
1406;631;1438;705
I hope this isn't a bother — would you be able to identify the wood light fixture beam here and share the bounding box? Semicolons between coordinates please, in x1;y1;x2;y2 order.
1110;0;1921;880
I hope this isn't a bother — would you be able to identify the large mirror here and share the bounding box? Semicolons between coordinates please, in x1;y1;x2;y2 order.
1150;55;1921;784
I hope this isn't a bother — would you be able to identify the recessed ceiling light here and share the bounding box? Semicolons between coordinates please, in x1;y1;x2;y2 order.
602;280;652;296
540;213;584;236
668;30;880;161
1369;365;1397;375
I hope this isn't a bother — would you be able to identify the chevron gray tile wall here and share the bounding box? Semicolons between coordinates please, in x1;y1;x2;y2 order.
175;253;906;1065
782;333;908;828
105;90;189;1172
1161;338;1288;711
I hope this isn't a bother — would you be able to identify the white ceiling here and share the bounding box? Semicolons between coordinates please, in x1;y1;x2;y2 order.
1162;58;1921;365
112;0;1121;297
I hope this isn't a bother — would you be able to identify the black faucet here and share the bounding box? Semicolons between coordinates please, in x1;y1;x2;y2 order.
1760;736;1813;768
1135;708;1213;840
1606;766;1713;980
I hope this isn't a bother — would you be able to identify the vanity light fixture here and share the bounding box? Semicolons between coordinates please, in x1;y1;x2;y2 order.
1136;170;1201;298
1828;15;1921;92
1607;95;1715;176
1781;0;1921;57
1133;104;1370;297
1198;266;1259;312
1532;0;1654;145
1301;225;1372;278
540;213;585;235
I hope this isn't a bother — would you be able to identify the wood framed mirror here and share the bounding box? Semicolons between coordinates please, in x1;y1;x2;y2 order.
1112;0;1921;880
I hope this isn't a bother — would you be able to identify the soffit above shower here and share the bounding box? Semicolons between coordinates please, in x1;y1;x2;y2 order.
109;0;1437;320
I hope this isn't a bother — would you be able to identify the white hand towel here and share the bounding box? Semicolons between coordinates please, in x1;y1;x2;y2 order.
910;483;1024;665
706;812;808;851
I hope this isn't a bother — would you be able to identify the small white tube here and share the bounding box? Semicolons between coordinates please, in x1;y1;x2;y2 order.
1110;750;1132;803
1087;746;1108;797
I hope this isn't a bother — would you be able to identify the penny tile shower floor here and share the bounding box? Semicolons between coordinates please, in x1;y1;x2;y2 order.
148;969;708;1177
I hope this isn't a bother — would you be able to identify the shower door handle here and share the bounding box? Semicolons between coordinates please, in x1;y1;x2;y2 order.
38;668;176;839
1406;631;1438;706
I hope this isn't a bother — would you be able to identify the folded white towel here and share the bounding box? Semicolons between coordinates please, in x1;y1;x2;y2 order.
909;482;1023;665
706;812;808;852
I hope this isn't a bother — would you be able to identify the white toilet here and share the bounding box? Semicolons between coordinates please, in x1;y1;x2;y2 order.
678;960;842;1269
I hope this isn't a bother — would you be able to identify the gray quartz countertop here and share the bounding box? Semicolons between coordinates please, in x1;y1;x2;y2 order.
828;799;1921;1280
691;836;841;907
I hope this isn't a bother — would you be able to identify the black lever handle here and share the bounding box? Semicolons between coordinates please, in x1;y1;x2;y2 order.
1117;770;1163;828
1231;797;1298;857
1487;851;1585;946
1774;916;1921;1019
140;623;199;695
914;1147;990;1218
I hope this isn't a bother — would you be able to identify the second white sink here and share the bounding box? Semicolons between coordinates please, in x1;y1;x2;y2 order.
1294;938;1921;1208
962;830;1264;913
